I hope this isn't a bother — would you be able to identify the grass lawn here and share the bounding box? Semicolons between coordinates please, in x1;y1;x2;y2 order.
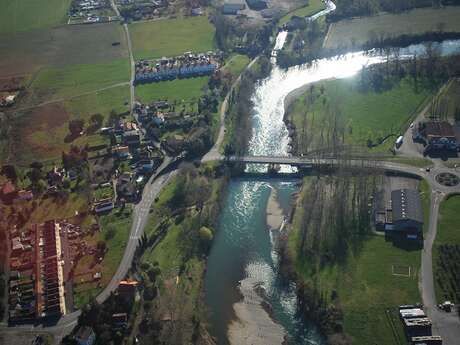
433;195;460;303
11;85;129;165
288;177;421;345
135;77;209;112
289;232;421;344
286;74;432;153
0;0;71;34
324;6;460;49
30;59;130;101
223;54;250;77
129;16;215;60
279;0;326;25
74;208;133;307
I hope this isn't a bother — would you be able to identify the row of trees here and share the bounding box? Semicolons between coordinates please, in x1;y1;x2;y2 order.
328;0;451;22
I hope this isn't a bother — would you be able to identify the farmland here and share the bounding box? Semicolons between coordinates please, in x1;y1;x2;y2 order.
0;0;71;34
129;16;215;60
433;195;460;303
285;73;432;153
135;76;209;112
29;59;130;101
279;0;326;25
7;85;130;165
324;6;460;49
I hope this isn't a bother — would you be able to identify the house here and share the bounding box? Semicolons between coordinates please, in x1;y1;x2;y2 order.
386;189;424;239
112;145;131;160
15;190;33;201
118;280;139;302
246;0;268;10
74;326;96;345
222;0;245;14
416;121;458;151
94;201;114;214
122;130;141;146
403;318;432;338
136;159;156;174
112;312;128;328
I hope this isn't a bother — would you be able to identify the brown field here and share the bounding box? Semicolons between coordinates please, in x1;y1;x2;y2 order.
324;6;460;49
0;23;128;77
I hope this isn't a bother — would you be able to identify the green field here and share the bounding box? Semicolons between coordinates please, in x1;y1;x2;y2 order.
289;231;421;345
129;16;215;60
10;85;129;164
324;6;460;49
0;0;71;34
223;54;250;77
279;0;326;25
73;208;133;307
286;75;432;153
30;59;130;101
287;176;422;345
433;195;460;303
135;77;209;111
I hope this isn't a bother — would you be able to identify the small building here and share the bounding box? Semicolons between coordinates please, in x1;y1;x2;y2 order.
246;0;268;10
411;335;442;345
118;280;139;302
386;189;423;239
112;312;128;328
403;318;432;338
94;201;114;214
416;121;458;152
222;0;245;14
15;190;33;201
112;145;131;160
399;308;426;319
74;326;96;345
123;130;141;146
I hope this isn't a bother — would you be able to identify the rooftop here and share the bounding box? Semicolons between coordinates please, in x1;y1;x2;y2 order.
391;189;423;224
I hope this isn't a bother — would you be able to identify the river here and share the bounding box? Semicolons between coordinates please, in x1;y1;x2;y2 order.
204;2;460;344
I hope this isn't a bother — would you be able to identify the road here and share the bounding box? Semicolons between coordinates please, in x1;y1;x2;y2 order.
202;57;259;162
110;0;135;114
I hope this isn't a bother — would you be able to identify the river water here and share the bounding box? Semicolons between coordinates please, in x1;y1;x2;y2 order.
204;3;460;343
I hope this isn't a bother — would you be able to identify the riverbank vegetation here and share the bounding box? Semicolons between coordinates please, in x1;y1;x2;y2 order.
284;173;422;344
328;0;460;22
284;56;460;155
129;162;229;344
223;56;272;157
324;6;460;51
434;194;460;303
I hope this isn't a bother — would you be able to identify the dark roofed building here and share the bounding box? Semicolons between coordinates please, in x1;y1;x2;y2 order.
418;121;458;151
388;189;424;239
222;0;245;14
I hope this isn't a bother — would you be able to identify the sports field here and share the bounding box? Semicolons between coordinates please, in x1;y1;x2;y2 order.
0;0;71;34
324;6;460;49
289;227;421;345
129;16;215;60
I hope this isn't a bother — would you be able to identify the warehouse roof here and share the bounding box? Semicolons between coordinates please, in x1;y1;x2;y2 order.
391;189;423;224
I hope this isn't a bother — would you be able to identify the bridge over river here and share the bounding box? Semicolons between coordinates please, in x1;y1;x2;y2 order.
219;154;425;177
